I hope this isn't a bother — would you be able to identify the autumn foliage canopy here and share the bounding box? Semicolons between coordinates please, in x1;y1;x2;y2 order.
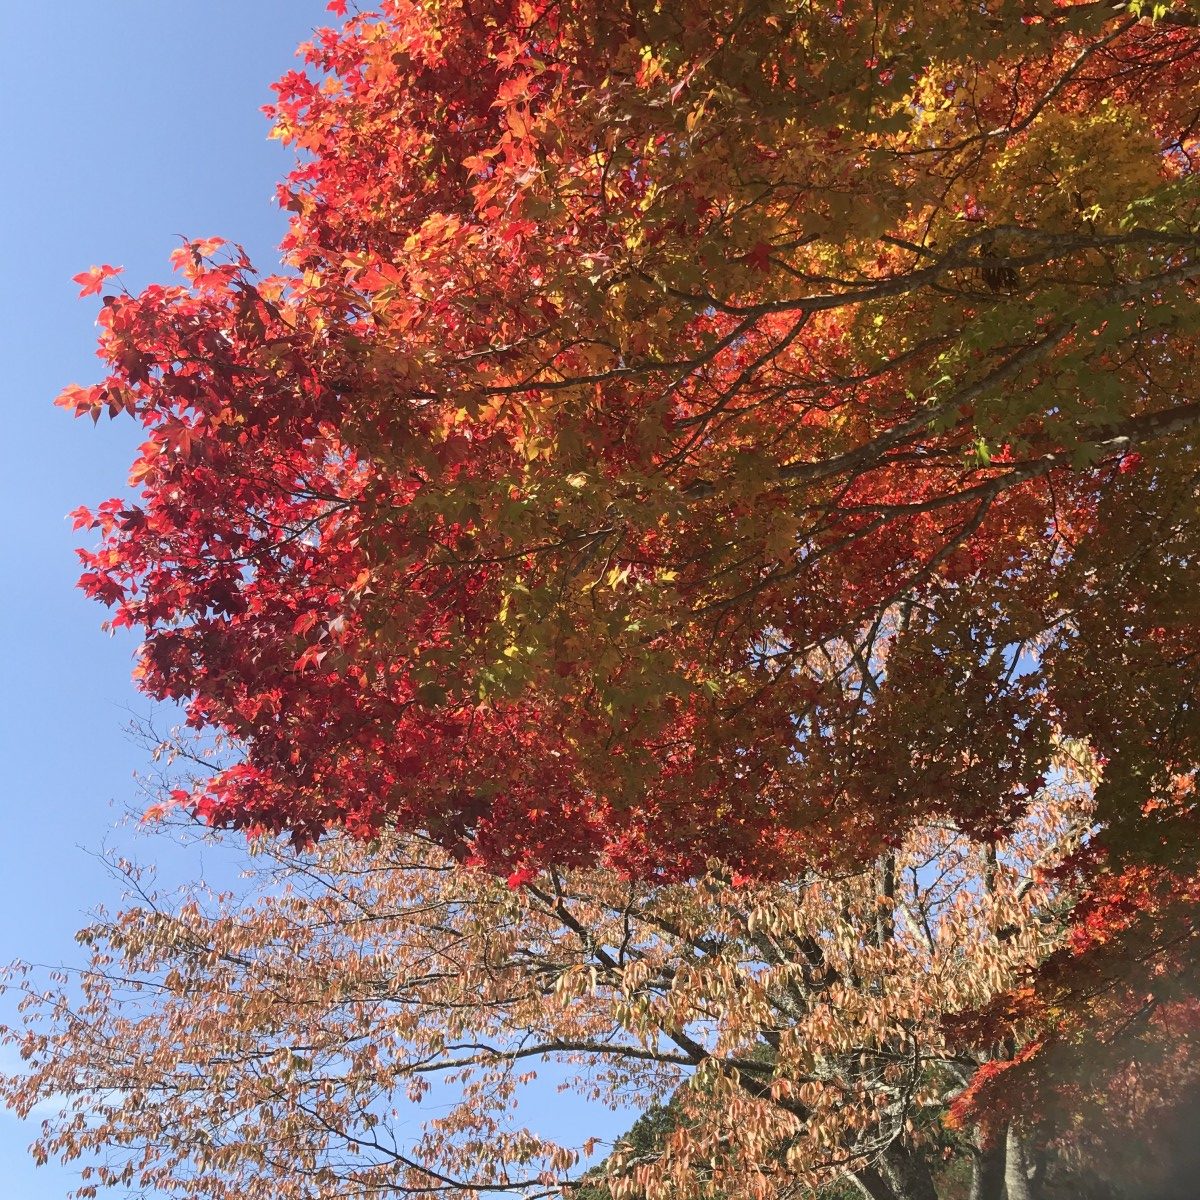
59;0;1200;1129
0;795;1119;1200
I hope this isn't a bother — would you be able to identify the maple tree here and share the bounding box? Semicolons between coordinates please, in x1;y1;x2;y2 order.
60;0;1200;1118
5;779;1149;1200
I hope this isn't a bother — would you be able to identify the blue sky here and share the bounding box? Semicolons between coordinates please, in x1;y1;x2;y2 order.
0;3;336;1193
0;6;628;1194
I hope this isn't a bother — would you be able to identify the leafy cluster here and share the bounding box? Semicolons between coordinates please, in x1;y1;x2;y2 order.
2;785;1109;1200
49;0;1200;1155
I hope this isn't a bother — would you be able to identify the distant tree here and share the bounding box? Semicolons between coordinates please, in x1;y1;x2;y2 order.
6;775;1156;1200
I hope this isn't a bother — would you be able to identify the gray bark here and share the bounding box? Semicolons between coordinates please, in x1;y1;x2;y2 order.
1004;1125;1035;1200
847;1142;939;1200
968;1137;1006;1200
879;1143;939;1200
849;1165;901;1200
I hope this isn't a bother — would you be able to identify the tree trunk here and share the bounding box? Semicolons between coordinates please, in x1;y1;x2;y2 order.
968;1137;1005;1200
1004;1124;1035;1200
879;1143;939;1200
876;851;897;946
849;1165;901;1200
